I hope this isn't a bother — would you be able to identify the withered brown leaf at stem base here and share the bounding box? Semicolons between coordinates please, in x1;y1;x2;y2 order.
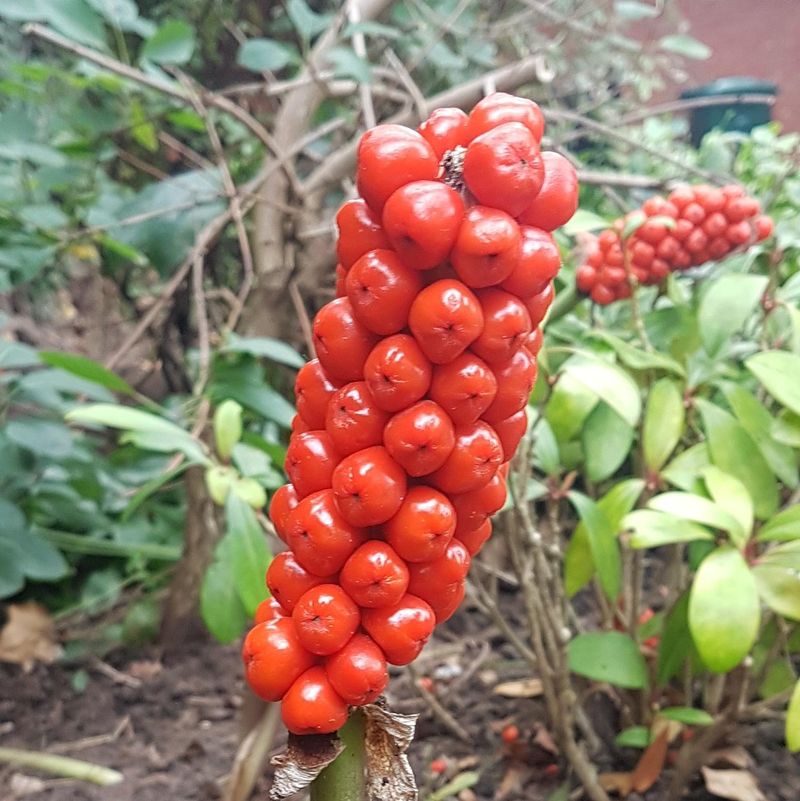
363;702;418;801
492;678;544;698
0;603;61;671
701;767;767;801
598;772;634;796
631;728;669;793
270;733;344;801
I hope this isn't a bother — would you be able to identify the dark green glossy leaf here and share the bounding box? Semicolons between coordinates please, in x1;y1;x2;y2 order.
643;378;685;472
226;494;271;616
201;531;249;643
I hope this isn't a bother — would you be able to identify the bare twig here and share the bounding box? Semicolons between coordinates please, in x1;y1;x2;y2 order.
347;0;376;129
117;149;168;180
385;49;427;124
407;663;471;743
618;92;777;127
288;280;315;356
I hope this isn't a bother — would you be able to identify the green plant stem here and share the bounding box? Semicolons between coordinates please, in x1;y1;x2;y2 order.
310;710;366;801
0;748;123;786
548;284;579;322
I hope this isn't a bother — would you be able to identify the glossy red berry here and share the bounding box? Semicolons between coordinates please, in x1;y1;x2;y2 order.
466;92;545;143
482;347;538;423
266;551;335;613
284;430;339;499
292;583;360;655
339;540;409;608
312;297;378;383
361;593;436;665
383;400;455;476
269;483;299;543
335;199;391;269
363;333;432;412
429;421;504;494
451;207;521;289
518;152;579;230
457;518;493;555
295;359;340;429
418;107;469;157
471;289;532;365
325;633;389;705
281;666;348;735
429;351;498;425
384;485;456;562
326;381;389;456
500;226;561;298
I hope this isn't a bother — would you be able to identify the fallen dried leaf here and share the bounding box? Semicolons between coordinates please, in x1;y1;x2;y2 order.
706;746;753;770
533;724;559;756
701;767;766;801
126;660;163;681
0;603;61;670
598;771;633;796
363;703;418;801
631;728;668;793
492;678;543;698
9;773;46;796
493;764;527;801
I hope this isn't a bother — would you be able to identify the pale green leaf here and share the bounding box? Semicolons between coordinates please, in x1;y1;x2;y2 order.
568;491;621;600
643;378;684;473
746;351;800;417
758;506;800;542
222;334;305;369
659;707;714;726
590;331;685;376
142;19;195;64
237;38;295;72
625;509;713;548
568;631;647;689
659;34;711;59
562;209;609;236
698;274;768;356
615;727;651;748
702;466;753;546
582;402;634;481
39;352;134;395
662;443;710;492
562;359;641;426
648;492;745;543
753;565;800;621
787;680;800;751
226;494;271;615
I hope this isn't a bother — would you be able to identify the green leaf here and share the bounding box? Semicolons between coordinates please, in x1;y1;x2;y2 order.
222;335;305;369
698;275;768;356
787;680;800;752
724;386;798;488
39;352;134;395
142;19;195;65
342;21;400;39
122;462;190;521
0;341;40;369
647;492;745;543
657;592;693;685
615;1;659;20
562;359;641;427
568;631;647;689
614;726;651;748
86;0;149;34
625;509;713;548
659;707;714;726
226;494;271;616
327;47;372;83
532;418;560;475
582;403;633;481
0;541;25;597
129;98;158;152
36;0;107;49
702;466;753;545
753;564;800;620
643;379;685;473
562;209;609;236
589;331;685;375
237;38;295;72
200;534;249;643
6;418;73;458
659;34;712;59
758;506;800;542
689;547;760;673
426;771;480;801
567;492;621;600
773;411;800;448
746;351;800;417
697;399;779;520
545;373;598;442
662;443;709;492
622;210;647;240
286;0;332;39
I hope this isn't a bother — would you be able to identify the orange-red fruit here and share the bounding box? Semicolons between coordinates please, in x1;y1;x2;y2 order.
457;518;493;555
466;92;545;143
325;633;389;705
451;207;522;288
418;107;469;157
382;181;464;270
335;263;347;297
363;333;432;412
754;215;773;241
295;359;340;430
346;249;424;335
383;400;455;476
242;618;316;702
312;297;378;383
429;351;498;425
332;446;407;527
266;551;333;613
524;281;555;327
429;421;504;493
356;124;438;213
408;279;484;364
482;347;538;423
339;540;410;608
472;289;532;365
518;152;579;231
292;583;360;655
285;489;367;576
407;540;471;599
501;724;520;744
427;580;466;623
281;666;348;735
361;593;436;665
269;483;299;543
451;472;507;537
500;226;561;298
385;485;456;562
335;199;391;269
254;597;286;624
284;430;339;499
326;381;389;456
491;408;528;461
463;122;544;217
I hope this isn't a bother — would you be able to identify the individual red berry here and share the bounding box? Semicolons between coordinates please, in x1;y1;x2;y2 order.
754;215;774;241
708;236;731;260
491;408;528;461
407;539;471;594
408;279;484;364
385;485;456;562
451;472;507;537
291;414;311;434
339;540;409;608
430;758;447;775
346;249;424;335
242;618;316;701
501;724;520;744
724;195;759;222
655;235;680;262
383;400;456;476
429;421;504;493
668;186;695;210
576;264;597;293
598;230;619;251
269;483;299;543
335;263;347;297
356;124;438;213
471;289;532;365
680;202;705;225
466;92;545;143
332;446;407;526
726;220;752;246
685;228;708;255
482;347;538;423
429;351;497;425
281;666;348;735
463;122;544;217
293;584;360;655
457;518;493;555
295;359;340;429
363;333;432;412
641;196;667;216
524;281;554;327
285;489;367;576
266;551;335;613
672;218;694;242
254;597;286;624
722;184;747;200
361;593;436;665
284;430;339;499
630;239;655;268
382;181;464;270
426;580;465;623
590;284;615;305
335;199;391;269
672;247;691;270
694;185;726;214
637;218;669;246
325;381;389;457
325;633;389;705
526;327;543;355
518;152;578;230
451;207;522;288
702;211;727;238
648;258;670;282
313;297;378;383
500;226;561;298
418;107;469;157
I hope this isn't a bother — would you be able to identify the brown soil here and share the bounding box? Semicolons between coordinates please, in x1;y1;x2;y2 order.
1;601;798;801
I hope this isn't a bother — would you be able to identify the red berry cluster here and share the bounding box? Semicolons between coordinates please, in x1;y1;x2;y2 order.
241;93;578;736
576;184;774;305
